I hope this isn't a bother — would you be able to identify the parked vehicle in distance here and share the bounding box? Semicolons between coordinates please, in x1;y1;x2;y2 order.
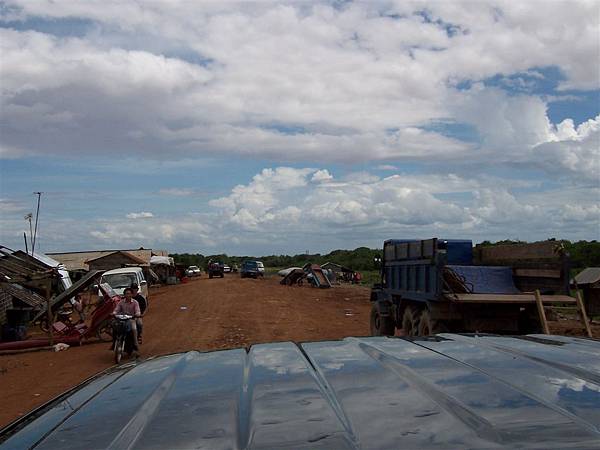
99;267;148;300
232;264;239;273
240;260;264;278
256;261;265;275
186;266;201;277
223;264;231;273
207;260;224;279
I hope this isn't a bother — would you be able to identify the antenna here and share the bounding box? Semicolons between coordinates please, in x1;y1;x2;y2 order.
32;192;42;255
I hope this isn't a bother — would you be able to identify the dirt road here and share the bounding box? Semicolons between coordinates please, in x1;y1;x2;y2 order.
0;276;371;428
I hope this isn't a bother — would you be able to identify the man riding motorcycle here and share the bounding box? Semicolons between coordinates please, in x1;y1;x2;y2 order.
130;284;147;345
112;287;141;353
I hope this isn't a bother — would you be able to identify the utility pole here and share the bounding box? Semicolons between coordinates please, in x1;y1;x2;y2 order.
32;192;42;255
23;232;28;254
24;213;33;256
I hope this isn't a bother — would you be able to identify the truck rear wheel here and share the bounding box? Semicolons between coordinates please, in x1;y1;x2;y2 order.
370;304;395;336
417;309;448;336
402;306;419;337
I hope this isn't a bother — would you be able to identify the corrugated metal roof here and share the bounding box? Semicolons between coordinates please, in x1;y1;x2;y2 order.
13;251;61;269
573;267;600;286
322;262;353;272
46;249;159;271
0;250;55;284
0;283;46;309
85;250;148;265
2;334;600;449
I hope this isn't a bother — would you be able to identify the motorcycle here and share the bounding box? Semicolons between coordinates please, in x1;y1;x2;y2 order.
112;314;137;364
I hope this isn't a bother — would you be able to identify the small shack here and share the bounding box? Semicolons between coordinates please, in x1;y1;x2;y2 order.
46;248;168;272
150;256;176;284
85;251;148;272
572;267;600;317
321;262;354;283
0;248;62;338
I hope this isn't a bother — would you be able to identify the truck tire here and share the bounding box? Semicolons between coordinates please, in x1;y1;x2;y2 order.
370;304;395;336
402;306;420;337
209;273;213;279
417;309;448;336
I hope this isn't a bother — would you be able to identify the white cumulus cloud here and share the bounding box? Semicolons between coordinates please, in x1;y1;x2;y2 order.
126;211;154;219
159;188;195;197
0;1;597;177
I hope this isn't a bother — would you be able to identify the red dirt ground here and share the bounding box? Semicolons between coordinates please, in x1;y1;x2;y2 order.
1;276;598;429
0;276;371;428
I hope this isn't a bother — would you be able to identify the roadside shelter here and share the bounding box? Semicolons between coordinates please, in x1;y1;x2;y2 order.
572;267;600;317
150;256;176;284
86;251;148;272
321;262;354;283
0;247;61;331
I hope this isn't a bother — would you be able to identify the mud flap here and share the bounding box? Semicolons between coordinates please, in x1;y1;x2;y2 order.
370;289;392;317
374;300;392;317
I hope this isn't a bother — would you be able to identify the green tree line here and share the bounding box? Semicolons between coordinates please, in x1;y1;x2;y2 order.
170;247;381;272
171;239;599;272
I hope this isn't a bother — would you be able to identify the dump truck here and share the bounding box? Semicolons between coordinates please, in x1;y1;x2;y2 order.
370;238;576;336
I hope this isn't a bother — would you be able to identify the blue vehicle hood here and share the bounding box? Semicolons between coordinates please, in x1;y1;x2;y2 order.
2;334;600;449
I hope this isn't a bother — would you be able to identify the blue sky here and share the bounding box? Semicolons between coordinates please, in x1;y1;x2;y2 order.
0;1;598;255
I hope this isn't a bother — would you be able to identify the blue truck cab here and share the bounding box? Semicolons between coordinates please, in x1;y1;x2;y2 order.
240;260;264;278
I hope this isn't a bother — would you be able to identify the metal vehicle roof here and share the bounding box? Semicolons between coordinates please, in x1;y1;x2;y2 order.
2;334;600;449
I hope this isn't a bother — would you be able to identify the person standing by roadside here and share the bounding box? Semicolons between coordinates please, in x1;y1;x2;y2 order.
130;284;147;344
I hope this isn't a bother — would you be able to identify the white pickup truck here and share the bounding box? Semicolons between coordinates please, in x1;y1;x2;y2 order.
99;267;148;300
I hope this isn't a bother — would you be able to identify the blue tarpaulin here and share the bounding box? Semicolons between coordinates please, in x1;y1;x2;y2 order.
447;265;520;294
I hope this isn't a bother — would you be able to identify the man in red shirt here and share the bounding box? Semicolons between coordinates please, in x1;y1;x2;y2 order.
113;287;141;350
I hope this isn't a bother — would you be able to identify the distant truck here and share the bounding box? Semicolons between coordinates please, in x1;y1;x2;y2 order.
240;260;264;278
370;238;572;336
207;261;224;279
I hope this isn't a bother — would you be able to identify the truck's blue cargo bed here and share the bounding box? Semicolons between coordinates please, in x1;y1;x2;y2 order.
447;265;520;294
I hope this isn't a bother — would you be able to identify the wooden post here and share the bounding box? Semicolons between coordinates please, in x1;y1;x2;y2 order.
46;284;54;346
575;289;593;338
534;289;550;335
